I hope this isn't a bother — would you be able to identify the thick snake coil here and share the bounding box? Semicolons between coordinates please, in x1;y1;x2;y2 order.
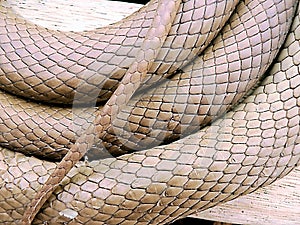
0;0;300;224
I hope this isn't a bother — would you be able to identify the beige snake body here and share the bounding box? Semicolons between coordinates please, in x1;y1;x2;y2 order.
101;0;296;154
0;0;240;104
0;0;241;159
0;0;294;159
0;0;300;224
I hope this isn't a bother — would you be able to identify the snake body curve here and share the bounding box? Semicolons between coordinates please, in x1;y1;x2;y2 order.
0;0;295;159
0;0;240;104
0;0;300;224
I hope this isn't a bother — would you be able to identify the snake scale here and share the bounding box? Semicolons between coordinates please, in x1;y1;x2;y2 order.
0;0;300;224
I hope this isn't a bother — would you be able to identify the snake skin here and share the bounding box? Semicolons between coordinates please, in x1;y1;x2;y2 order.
101;0;296;155
0;0;240;104
0;0;295;159
0;0;300;224
20;0;183;223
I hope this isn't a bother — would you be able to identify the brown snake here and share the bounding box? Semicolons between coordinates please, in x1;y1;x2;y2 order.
0;0;300;224
0;0;240;104
0;0;242;158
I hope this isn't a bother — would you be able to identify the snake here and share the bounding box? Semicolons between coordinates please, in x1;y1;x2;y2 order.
0;0;300;224
0;0;241;105
0;0;242;158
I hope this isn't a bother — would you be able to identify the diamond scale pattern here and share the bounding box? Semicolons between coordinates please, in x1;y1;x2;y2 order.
0;0;240;104
0;0;300;224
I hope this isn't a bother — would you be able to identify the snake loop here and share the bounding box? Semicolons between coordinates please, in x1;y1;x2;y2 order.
0;0;299;224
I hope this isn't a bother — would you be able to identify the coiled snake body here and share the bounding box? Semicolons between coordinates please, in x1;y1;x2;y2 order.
0;0;300;224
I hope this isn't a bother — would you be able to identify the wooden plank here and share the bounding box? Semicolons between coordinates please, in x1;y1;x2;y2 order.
8;0;142;31
195;167;300;224
6;0;300;224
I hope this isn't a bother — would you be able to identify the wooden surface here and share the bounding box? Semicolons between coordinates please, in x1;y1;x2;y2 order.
5;0;300;224
8;0;142;31
196;167;300;224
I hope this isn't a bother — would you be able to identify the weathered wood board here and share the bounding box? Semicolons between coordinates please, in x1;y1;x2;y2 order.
196;167;300;224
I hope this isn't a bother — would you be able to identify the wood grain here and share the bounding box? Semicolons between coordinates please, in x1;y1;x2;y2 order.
196;167;300;224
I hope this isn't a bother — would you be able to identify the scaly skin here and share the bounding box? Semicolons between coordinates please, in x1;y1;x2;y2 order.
0;0;240;104
0;0;295;159
0;0;299;224
20;0;182;224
